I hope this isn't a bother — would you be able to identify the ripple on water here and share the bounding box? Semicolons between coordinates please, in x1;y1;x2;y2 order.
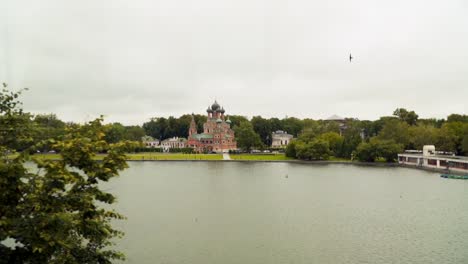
104;162;468;264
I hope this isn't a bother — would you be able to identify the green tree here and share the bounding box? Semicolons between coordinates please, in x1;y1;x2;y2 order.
281;117;303;137
32;114;66;152
0;87;132;263
434;125;458;152
285;140;297;158
301;119;318;134
354;141;377;162
104;122;126;143
34;114;65;130
339;120;363;158
355;138;403;162
378;119;410;148
251;116;272;145
0;113;35;151
298;119;321;142
124;125;146;141
447;114;468;123
317;132;344;156
461;134;468;155
193;114;208;132
143;117;168;140
317;120;341;134
393;108;419;125
296;138;330;160
0;86;34;151
408;125;437;150
418;118;444;128
268;117;283;132
163;116;178;138
437;122;467;154
298;128;318;143
233;121;263;151
228;115;249;128
371;116;399;136
378;139;404;162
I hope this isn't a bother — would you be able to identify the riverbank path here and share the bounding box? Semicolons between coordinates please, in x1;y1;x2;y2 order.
223;153;231;160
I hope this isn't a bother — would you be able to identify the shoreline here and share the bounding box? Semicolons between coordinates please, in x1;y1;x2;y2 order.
125;159;468;175
29;154;466;175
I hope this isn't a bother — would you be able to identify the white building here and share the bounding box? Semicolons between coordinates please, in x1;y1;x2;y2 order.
271;130;293;148
398;145;468;173
160;137;187;151
142;136;159;148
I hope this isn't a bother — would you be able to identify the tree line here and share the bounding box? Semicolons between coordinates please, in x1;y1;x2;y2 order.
286;109;468;162
2;96;467;161
141;109;468;161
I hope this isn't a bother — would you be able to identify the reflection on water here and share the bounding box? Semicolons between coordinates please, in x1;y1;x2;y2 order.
104;162;468;264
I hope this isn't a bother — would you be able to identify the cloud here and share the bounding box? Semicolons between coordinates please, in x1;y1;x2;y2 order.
2;0;467;124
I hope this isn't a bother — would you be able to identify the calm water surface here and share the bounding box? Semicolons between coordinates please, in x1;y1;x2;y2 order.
105;162;468;264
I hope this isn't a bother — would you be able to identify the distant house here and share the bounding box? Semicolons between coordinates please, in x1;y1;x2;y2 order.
141;136;159;148
161;137;187;151
271;130;293;148
324;115;366;139
325;115;347;136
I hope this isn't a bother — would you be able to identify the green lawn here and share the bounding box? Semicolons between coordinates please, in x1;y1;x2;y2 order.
31;152;223;161
229;154;292;161
125;153;223;160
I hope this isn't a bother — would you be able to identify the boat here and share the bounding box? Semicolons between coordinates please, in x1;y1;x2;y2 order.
440;174;468;180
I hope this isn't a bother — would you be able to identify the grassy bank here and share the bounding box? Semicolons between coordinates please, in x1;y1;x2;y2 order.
229;154;293;161
25;153;348;162
125;153;223;160
31;153;223;161
31;153;290;161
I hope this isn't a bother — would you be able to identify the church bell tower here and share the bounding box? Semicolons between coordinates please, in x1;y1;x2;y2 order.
189;114;198;136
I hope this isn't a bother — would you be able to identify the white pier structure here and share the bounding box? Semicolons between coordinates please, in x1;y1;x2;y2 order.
398;145;468;173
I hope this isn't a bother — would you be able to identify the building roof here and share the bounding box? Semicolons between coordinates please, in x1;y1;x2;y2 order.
141;135;155;142
326;114;345;121
193;133;214;140
162;137;187;143
211;100;220;111
273;130;289;134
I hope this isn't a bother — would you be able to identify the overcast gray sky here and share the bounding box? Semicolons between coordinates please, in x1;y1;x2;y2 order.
1;0;467;125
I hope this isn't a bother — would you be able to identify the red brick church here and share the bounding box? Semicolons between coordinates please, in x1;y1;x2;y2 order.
187;101;237;153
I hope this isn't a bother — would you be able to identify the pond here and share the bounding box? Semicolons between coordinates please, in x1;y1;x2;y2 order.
106;162;468;264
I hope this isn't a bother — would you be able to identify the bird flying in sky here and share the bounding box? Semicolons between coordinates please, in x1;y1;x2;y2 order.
349;53;353;62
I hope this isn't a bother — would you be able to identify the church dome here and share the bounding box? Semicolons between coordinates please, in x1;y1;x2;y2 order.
220;107;225;114
211;100;220;111
216;118;223;123
207;106;213;113
226;119;231;124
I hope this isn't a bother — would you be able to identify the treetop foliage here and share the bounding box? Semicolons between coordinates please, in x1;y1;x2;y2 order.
1;86;135;263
